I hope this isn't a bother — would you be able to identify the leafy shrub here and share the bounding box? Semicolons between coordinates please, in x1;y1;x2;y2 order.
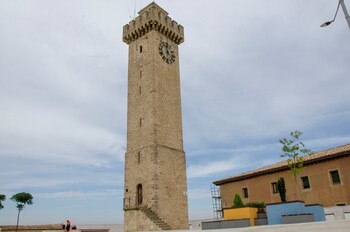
245;201;264;208
232;193;244;207
245;201;265;213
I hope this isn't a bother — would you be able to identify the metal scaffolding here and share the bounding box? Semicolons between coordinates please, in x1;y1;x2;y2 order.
211;184;223;219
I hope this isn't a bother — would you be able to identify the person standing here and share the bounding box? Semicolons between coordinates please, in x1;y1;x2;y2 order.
66;220;71;232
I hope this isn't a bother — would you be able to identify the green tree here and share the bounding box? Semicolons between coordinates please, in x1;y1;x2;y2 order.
0;194;6;210
10;192;33;232
279;130;312;178
277;177;286;202
279;130;312;199
232;193;244;207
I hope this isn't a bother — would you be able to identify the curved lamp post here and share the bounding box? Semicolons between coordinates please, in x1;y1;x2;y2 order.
321;0;350;29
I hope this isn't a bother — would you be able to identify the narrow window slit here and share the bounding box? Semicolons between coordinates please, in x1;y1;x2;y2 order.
137;152;141;164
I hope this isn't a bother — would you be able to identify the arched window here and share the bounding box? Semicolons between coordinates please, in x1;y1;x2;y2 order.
137;184;143;205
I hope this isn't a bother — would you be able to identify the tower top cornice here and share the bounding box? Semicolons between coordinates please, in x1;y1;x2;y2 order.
123;2;184;45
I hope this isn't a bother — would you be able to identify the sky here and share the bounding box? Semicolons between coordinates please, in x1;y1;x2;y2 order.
1;0;350;226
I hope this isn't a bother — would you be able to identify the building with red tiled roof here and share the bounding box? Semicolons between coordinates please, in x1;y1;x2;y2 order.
213;144;350;209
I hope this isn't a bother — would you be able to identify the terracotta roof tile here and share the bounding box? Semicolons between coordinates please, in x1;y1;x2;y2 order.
213;143;350;185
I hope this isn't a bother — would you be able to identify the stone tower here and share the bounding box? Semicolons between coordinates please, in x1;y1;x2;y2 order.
122;2;188;231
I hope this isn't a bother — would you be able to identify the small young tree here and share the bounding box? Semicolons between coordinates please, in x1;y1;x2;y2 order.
10;192;33;232
279;130;311;199
277;177;286;202
0;194;6;210
232;193;244;207
279;130;312;178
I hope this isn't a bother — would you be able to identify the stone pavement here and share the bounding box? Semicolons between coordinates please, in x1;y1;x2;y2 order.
76;220;350;232
157;219;350;232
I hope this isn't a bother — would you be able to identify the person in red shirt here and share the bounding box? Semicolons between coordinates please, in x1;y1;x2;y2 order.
66;220;71;232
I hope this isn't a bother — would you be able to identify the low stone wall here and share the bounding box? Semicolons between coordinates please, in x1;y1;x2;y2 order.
254;218;268;226
325;205;350;220
255;212;268;226
0;225;63;232
281;214;314;224
76;225;123;232
202;219;250;230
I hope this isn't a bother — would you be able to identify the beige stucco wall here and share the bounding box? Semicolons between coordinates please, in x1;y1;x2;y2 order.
220;156;350;208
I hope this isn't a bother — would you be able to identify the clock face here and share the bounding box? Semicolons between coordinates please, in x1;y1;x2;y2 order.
158;41;176;64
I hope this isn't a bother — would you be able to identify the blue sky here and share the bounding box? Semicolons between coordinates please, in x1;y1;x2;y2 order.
1;0;350;225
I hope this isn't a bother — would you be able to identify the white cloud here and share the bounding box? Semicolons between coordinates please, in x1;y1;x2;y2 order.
1;168;124;191
307;136;350;150
36;189;122;200
187;143;279;157
188;187;211;200
187;157;246;179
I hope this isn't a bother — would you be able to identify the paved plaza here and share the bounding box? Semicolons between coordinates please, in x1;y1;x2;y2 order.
162;219;350;232
77;220;350;232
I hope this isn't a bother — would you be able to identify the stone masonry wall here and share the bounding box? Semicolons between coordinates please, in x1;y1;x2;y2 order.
123;2;188;231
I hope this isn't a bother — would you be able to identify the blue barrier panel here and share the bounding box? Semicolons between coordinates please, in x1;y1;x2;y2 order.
266;201;306;225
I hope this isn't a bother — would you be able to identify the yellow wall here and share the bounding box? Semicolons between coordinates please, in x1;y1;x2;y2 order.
223;207;258;226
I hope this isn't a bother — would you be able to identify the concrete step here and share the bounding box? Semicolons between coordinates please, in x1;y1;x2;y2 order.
140;207;172;231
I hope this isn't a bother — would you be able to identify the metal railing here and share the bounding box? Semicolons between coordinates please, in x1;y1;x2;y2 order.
123;196;141;210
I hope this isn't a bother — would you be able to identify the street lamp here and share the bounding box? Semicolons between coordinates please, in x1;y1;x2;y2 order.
321;0;350;29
